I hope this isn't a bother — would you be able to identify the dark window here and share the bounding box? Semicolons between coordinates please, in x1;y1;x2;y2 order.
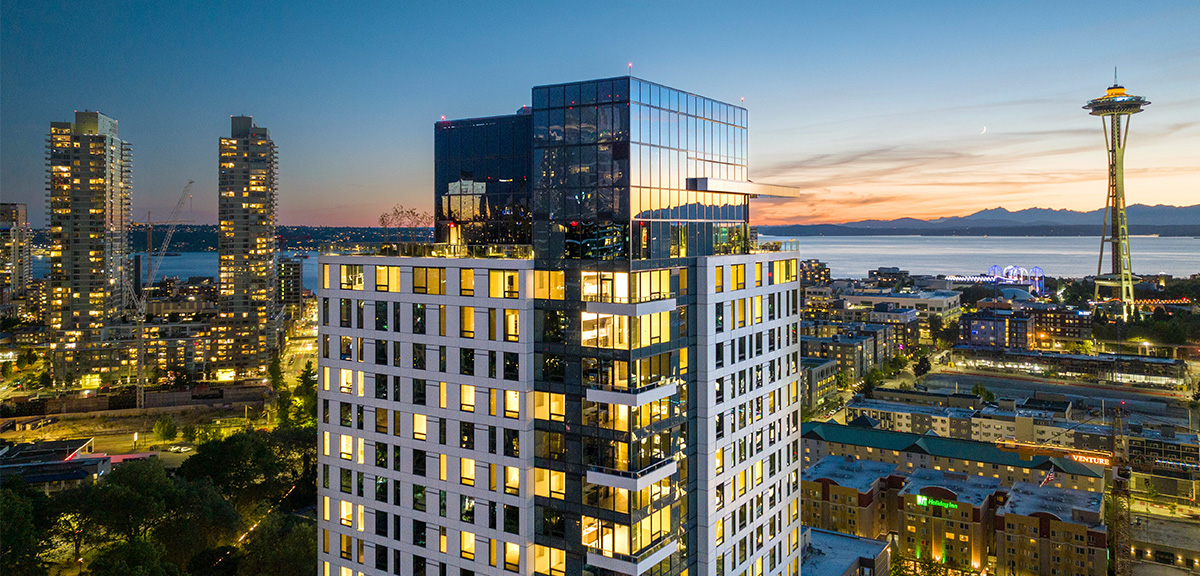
376;476;388;502
413;303;426;334
412;520;426;547
438;346;447;372
488;351;497;378
412;449;427;477
504;429;519;458
412;379;427;405
413;344;426;370
340;468;352;493
375;339;388;365
460;422;475;450
503;504;519;535
375;374;388;399
460;495;475;524
503;352;519;381
340;402;352;427
375;442;388;468
375;512;389;537
340;298;352;327
413;485;427;511
460;348;475;376
376;301;389;331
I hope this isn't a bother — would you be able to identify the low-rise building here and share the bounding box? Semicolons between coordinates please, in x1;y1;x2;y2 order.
800;526;891;576
802;421;1106;493
995;482;1107;576
958;309;1034;349
801;357;838;410
801;456;898;539
0;438;110;493
897;468;1000;573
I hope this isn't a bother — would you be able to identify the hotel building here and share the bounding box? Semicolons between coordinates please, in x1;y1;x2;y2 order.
316;76;805;576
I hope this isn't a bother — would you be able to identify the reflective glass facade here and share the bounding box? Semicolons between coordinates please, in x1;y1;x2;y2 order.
434;111;533;245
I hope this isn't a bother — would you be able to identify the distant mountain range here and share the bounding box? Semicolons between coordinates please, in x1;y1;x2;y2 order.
759;204;1200;237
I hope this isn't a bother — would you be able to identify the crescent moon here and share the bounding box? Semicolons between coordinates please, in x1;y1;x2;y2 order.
980;126;987;134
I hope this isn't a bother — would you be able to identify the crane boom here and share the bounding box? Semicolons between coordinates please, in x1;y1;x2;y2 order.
135;180;194;409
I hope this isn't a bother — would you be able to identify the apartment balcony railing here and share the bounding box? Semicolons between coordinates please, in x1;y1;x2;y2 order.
319;242;532;260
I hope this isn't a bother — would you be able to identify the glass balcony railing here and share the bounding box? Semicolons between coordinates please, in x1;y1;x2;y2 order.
320;242;532;260
587;454;675;480
581;291;675;304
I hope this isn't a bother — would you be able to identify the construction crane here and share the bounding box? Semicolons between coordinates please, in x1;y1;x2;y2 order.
996;407;1131;576
125;181;194;409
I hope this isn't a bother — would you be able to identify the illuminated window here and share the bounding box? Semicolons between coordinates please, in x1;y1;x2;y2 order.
460;306;475;338
504;390;520;419
413;414;427;441
339;435;353;460
489;270;519;298
341;265;364;290
375;265;402;292
461;531;476;560
504;466;520;496
461;458;476;486
460;268;475;296
413;267;445;295
504;309;519;342
534;392;565;422
504;542;520;572
461;384;476;412
534;468;565;500
534;545;565;576
715;266;724;293
534;271;565;300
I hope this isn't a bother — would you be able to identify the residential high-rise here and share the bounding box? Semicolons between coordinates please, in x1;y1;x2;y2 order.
215;115;279;378
1;203;33;302
316;76;805;576
46;111;132;375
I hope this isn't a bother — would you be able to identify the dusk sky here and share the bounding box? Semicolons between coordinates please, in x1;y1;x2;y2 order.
3;1;1197;227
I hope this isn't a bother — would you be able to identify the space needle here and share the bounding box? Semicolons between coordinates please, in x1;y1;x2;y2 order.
1084;73;1148;321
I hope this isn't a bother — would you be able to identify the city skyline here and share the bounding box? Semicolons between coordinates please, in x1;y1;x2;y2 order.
3;2;1199;227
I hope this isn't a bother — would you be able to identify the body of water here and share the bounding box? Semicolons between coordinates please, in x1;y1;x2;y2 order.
29;236;1199;285
32;251;321;291
758;235;1200;279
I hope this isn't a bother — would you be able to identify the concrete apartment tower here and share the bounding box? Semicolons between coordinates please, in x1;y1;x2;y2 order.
1;203;33;302
215;115;279;379
46;112;132;377
316;77;805;576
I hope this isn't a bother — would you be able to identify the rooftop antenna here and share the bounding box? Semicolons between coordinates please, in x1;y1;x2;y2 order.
1114;67;1118;86
628;62;633;75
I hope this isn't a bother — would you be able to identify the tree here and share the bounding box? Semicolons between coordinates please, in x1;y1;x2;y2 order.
87;538;182;576
1;482;53;576
971;383;996;403
2;361;12;378
267;354;284;391
834;371;851;391
293;361;317;426
181;424;198;443
862;368;884;399
235;513;316;576
914;356;932;377
38;371;52;389
153;416;179;442
51;484;106;567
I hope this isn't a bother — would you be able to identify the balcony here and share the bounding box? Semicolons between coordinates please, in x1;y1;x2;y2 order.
584;293;676;317
585;535;678;576
586;376;679;407
587;456;677;492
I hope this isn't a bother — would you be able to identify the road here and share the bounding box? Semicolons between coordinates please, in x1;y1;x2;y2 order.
919;370;1195;428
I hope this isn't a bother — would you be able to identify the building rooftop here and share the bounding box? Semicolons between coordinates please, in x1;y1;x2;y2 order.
319;242;532;259
849;398;977;420
0;438;92;466
801;357;837;369
800;526;889;576
899;467;1001;506
802;421;1105;478
1132;515;1200;553
802;455;898;493
1000;482;1104;528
